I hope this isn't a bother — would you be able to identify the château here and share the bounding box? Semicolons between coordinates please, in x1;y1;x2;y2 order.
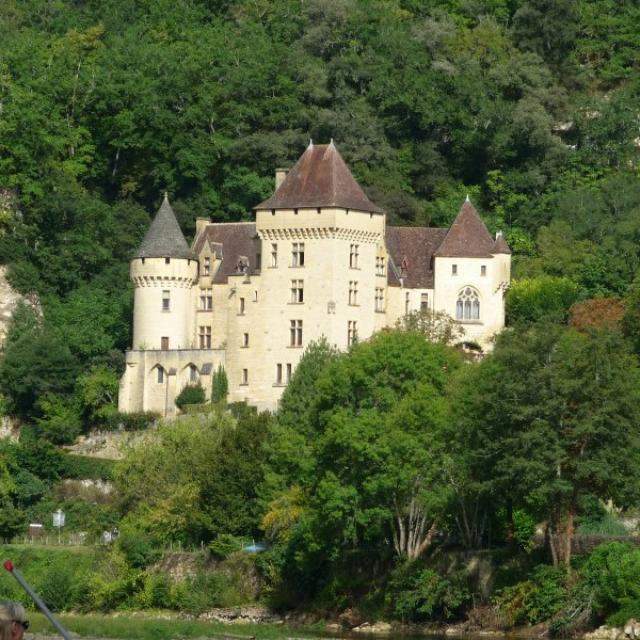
118;141;511;415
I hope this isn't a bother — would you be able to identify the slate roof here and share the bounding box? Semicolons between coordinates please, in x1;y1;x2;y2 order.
434;199;495;258
255;141;384;213
135;194;196;260
385;227;449;288
192;223;257;284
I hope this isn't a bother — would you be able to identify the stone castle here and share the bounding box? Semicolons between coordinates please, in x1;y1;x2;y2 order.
118;142;511;415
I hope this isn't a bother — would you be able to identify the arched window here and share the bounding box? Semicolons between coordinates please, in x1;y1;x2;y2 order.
156;366;165;384
456;287;480;321
189;364;198;382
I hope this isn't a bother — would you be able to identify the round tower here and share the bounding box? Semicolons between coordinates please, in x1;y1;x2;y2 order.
131;194;198;350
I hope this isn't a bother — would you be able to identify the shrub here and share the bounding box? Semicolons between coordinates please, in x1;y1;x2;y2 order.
209;533;248;558
175;383;205;410
580;542;640;625
101;410;159;431
211;365;228;403
496;564;568;626
61;454;115;481
389;566;471;622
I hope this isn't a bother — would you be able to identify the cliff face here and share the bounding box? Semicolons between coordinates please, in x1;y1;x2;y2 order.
0;264;40;347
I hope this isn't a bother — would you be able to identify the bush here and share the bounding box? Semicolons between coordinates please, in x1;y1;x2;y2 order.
388;566;471;622
175;383;206;410
580;543;640;625
496;564;568;626
61;454;115;481
209;533;248;558
101;410;159;431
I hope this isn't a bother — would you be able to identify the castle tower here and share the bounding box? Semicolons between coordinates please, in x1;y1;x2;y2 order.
433;198;511;349
130;194;198;350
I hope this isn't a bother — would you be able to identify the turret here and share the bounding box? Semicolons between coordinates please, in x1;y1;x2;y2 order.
130;194;198;350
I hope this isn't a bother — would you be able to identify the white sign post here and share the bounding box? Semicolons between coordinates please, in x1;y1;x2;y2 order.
52;509;65;544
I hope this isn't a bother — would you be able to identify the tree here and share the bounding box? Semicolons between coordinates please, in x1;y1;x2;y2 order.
396;310;465;345
454;323;640;568
0;308;79;419
506;275;579;325
210;365;228;403
298;331;462;588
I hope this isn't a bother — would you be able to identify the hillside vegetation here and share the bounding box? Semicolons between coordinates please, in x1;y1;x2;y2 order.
1;0;640;631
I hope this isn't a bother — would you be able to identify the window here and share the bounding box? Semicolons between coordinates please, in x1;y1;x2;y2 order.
456;287;480;321
376;256;386;276
161;336;169;350
256;252;262;270
200;288;212;310
189;364;198;382
203;256;210;276
348;281;358;305
405;291;410;313
239;297;245;314
241;368;248;385
375;287;385;312
290;320;303;346
481;265;487;277
290;279;304;303
199;326;212;348
452;264;458;276
292;242;305;267
420;293;429;311
349;244;359;268
162;290;170;311
165;257;170;265
271;243;278;267
286;363;292;382
157;367;164;384
276;363;283;384
348;320;358;346
243;332;249;347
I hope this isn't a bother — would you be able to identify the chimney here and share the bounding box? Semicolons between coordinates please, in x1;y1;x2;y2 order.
195;217;210;236
275;168;289;190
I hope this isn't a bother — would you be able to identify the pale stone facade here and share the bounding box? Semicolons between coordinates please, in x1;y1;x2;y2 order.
118;142;511;415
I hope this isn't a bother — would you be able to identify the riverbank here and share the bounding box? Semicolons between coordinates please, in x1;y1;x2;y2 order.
26;609;637;640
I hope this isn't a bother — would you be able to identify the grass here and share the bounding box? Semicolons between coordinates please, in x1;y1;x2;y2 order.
28;612;321;640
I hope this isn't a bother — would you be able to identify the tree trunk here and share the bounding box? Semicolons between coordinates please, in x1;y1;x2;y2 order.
548;503;575;571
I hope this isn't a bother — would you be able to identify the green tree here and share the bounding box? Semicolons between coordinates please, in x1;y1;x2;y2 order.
454;323;640;568
210;365;229;403
284;332;462;601
506;275;579;325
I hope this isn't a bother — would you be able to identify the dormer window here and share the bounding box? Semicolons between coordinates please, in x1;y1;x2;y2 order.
203;256;211;276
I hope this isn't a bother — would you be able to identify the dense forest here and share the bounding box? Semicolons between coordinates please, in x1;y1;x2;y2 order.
2;0;640;631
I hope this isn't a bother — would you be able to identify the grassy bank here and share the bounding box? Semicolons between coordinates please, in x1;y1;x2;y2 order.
29;613;319;640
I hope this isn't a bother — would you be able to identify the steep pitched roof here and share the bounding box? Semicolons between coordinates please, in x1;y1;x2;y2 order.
135;194;196;260
255;141;384;213
434;199;495;258
192;223;258;284
492;232;512;254
385;227;449;288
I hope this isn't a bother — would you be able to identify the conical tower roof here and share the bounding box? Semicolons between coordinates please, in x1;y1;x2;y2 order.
435;199;495;258
135;194;196;260
255;141;383;213
492;232;512;254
